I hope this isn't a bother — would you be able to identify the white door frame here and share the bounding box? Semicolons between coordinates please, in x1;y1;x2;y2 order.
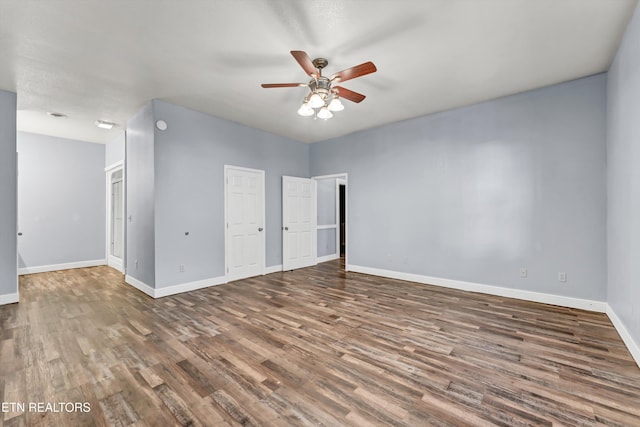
224;165;266;282
105;161;125;273
312;173;348;271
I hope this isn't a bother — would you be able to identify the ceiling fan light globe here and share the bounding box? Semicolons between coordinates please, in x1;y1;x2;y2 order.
308;93;324;109
317;107;333;120
297;103;314;117
328;98;344;112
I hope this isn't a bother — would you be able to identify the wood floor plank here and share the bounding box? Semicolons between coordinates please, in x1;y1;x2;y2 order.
1;260;639;426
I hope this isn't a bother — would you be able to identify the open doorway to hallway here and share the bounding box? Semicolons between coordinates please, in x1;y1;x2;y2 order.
313;173;348;271
106;163;125;273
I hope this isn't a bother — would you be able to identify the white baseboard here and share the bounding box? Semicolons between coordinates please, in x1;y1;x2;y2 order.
264;265;283;274
606;305;640;369
348;265;607;313
155;275;226;298
317;254;339;264
19;259;107;275
0;292;19;305
125;274;227;299
124;275;155;298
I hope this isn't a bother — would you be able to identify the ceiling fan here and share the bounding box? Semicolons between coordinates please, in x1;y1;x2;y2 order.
261;50;377;119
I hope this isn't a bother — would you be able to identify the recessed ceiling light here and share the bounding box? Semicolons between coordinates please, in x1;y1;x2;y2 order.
95;120;116;130
47;112;67;118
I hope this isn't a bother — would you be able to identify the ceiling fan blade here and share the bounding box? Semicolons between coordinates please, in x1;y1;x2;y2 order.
334;86;366;103
331;61;377;83
261;83;308;88
291;50;318;77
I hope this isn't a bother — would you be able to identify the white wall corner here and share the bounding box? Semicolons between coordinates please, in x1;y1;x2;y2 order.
0;292;19;306
606;305;640;369
264;265;283;274
154;276;226;298
19;259;107;275
125;275;155;298
348;265;608;313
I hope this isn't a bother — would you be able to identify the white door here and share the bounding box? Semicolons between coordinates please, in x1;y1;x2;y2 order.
225;166;265;282
283;176;317;271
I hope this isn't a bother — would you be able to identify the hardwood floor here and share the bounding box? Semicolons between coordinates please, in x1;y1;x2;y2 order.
1;260;640;426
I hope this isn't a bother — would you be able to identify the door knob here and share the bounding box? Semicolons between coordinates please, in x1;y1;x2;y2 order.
284;226;289;231
258;227;263;232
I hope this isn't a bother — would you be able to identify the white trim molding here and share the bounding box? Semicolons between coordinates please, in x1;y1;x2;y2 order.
125;275;155;298
348;265;607;313
155;276;226;298
317;254;339;264
264;265;283;274
104;160;124;172
19;259;106;275
317;224;337;230
125;275;227;299
606;305;640;368
311;173;348;180
0;292;19;306
105;163;125;276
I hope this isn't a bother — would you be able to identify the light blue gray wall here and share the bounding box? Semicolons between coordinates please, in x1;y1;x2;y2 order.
311;74;607;301
607;4;640;348
105;130;125;167
17;132;105;269
126;103;156;286
318;229;337;258
152;100;309;288
0;90;17;300
317;178;337;225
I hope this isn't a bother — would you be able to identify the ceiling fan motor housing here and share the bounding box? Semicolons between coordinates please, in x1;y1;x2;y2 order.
309;76;331;99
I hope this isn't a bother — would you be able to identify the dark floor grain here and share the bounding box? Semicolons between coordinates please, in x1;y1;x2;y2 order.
1;260;639;426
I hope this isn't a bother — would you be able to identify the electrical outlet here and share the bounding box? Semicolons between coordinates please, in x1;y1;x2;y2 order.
558;272;567;282
520;268;527;278
179;264;185;273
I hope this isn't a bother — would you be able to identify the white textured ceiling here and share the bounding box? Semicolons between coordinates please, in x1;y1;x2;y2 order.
0;0;637;144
